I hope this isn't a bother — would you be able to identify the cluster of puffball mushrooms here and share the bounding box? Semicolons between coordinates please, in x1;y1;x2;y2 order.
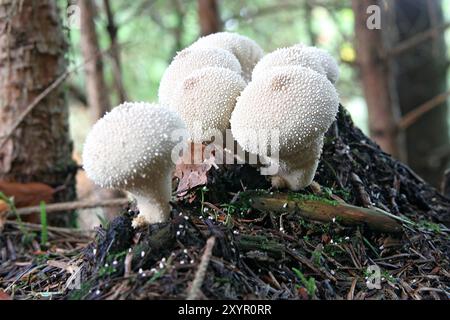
83;32;340;228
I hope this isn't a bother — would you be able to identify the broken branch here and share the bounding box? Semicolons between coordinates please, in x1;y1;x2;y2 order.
247;192;403;233
7;198;129;217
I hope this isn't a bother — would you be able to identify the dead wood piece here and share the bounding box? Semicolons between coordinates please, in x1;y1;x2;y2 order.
248;193;403;233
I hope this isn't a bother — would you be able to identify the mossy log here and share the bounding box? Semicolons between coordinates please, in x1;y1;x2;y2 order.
247;192;403;233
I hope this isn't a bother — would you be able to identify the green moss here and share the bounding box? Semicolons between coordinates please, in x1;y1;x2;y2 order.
311;249;323;267
67;280;94;300
215;277;231;284
287;192;339;207
292;267;317;298
323;243;346;258
416;220;444;234
322;186;352;201
146;270;164;284
382;271;396;284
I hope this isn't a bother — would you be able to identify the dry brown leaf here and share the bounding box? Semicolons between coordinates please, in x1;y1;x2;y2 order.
174;143;215;196
175;160;213;197
0;181;55;208
0;200;7;212
0;180;56;223
0;200;8;230
0;290;12;300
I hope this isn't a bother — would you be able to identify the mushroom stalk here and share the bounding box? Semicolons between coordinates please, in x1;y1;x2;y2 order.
273;160;320;191
130;173;172;227
272;137;324;190
82;102;187;227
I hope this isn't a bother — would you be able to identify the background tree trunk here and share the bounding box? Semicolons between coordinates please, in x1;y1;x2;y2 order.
79;0;110;120
392;0;449;186
103;0;127;104
79;0;123;225
352;0;403;159
0;0;76;226
198;0;221;36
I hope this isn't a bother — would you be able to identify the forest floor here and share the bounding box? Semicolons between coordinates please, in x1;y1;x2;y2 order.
0;107;449;300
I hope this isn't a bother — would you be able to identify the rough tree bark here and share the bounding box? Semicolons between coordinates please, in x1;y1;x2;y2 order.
352;0;403;158
392;0;449;186
0;0;76;225
79;0;110;120
197;0;221;36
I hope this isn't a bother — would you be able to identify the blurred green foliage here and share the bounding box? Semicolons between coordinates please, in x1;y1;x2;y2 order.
58;0;450;153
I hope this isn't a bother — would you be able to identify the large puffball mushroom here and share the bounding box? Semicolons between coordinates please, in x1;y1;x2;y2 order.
169;66;246;144
82;102;187;227
252;45;339;84
190;32;264;82
158;47;242;107
230;66;339;190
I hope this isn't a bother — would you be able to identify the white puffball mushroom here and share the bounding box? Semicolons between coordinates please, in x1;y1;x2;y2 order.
230;66;339;190
252;45;339;84
82;102;187;227
169;66;246;143
271;137;325;190
190;32;264;82
306;46;340;84
158;47;242;107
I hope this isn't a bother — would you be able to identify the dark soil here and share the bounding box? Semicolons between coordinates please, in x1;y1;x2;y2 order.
1;106;449;300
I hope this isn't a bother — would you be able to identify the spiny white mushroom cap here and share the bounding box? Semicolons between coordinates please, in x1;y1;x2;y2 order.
306;46;340;84
158;47;242;107
252;46;325;81
83;102;187;226
230;66;339;158
170;67;246;143
190;32;264;82
83;102;186;189
253;45;339;84
291;44;339;84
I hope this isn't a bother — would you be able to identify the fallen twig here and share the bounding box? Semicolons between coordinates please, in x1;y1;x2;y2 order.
8;198;129;217
187;237;216;300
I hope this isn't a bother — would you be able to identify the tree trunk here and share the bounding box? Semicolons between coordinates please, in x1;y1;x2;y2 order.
392;0;449;186
352;0;402;158
79;0;124;226
0;0;76;226
103;0;127;104
171;0;185;57
79;0;110;120
197;0;221;36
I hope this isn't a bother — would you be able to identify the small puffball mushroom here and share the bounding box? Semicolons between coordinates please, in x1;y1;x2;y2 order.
83;102;187;227
169;66;246;144
190;32;264;82
230;66;339;190
158;47;242;107
252;45;339;84
306;46;340;84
